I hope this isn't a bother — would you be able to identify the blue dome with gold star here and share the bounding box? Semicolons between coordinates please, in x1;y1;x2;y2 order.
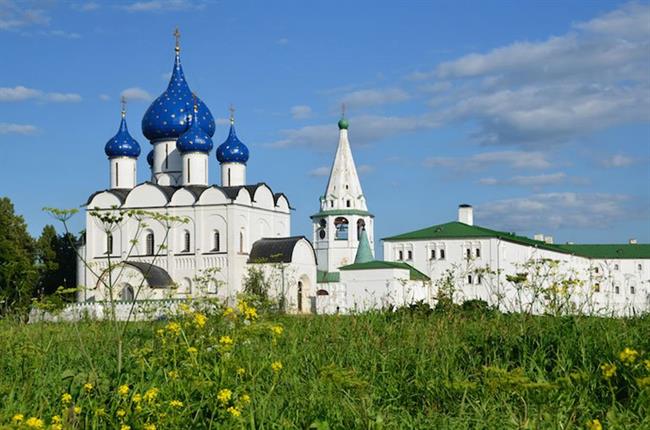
216;121;249;164
176;107;214;153
105;113;141;158
141;46;215;142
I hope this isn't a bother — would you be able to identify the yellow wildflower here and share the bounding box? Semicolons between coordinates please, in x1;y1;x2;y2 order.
95;408;106;417
51;424;63;430
12;414;24;423
118;384;130;397
179;303;191;313
156;328;164;337
217;388;232;404
83;383;94;393
601;363;616;379
61;393;72;405
271;361;283;373
236;367;246;377
135;405;143;413
271;325;283;336
194;312;207;328
144;387;160;403
187;346;198;355
166;321;181;336
223;307;235;318
73;406;81;415
619;347;639;364
240;393;251;404
227;406;241;417
121;425;131;430
219;336;234;346
25;417;44;429
144;424;157;430
645;359;650;371
133;393;142;403
116;409;126;418
637;376;650;388
586;419;602;430
168;370;179;379
51;416;61;424
169;400;183;408
244;306;257;320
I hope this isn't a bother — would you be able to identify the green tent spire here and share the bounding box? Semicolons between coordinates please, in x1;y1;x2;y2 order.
354;228;374;264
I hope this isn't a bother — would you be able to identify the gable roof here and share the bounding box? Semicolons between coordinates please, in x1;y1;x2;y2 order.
247;236;313;264
383;221;649;259
339;260;430;281
123;261;173;288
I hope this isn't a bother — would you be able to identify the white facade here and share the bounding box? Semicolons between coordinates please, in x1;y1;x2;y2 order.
152;139;182;186
221;162;246;187
109;156;137;190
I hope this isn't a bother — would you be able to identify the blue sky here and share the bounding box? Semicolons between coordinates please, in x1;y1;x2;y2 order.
1;0;649;248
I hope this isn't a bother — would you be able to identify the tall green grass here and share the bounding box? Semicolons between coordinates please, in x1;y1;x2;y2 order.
0;308;648;429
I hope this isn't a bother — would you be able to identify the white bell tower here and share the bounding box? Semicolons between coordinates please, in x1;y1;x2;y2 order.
311;111;374;274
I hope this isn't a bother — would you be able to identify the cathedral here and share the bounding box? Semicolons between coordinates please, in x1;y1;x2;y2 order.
72;32;649;320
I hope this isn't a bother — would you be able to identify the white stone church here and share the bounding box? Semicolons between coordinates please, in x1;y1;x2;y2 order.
75;35;650;318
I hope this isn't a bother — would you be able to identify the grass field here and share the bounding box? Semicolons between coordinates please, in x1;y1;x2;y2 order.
1;304;649;429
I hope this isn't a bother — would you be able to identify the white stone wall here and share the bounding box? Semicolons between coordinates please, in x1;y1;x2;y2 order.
109;157;137;189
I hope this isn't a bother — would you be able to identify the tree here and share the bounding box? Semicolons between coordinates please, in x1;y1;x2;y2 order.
35;224;77;299
0;197;37;314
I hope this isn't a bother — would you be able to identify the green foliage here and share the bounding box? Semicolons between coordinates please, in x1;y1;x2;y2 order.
35;225;77;299
0;312;648;428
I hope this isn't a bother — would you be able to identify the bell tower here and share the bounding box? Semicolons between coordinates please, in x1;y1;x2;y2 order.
311;111;374;274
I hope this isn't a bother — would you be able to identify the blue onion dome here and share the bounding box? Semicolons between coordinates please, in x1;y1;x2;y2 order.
216;116;249;164
146;149;154;166
176;103;214;153
141;41;215;142
105;106;141;158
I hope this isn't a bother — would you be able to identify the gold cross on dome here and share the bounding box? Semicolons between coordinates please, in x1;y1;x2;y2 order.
229;104;235;124
173;27;181;52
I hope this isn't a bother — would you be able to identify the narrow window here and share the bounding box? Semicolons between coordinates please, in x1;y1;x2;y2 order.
398;250;403;260
476;248;481;258
165;144;169;168
468;275;473;284
477;275;482;284
615;286;620;294
297;281;303;312
239;231;245;253
430;249;436;260
228;168;231;186
330;201;334;208
213;231;220;252
146;232;154;256
466;248;471;259
346;200;351;208
183;231;190;252
614;264;619;270
187;159;191;183
106;233;113;255
440;249;446;260
631;286;635;294
407;250;413;260
594;283;600;293
594;267;599;274
638;264;643;271
115;162;119;187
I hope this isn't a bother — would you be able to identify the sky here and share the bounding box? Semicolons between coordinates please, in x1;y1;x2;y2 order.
1;0;649;249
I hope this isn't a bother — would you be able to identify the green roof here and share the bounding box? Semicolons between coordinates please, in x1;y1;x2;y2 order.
383;221;649;260
354;229;374;263
555;244;650;259
317;270;340;283
310;209;374;219
339;260;430;281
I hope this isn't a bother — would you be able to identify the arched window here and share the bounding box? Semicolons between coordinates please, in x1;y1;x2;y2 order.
121;285;134;301
316;289;329;296
297;281;303;312
318;219;327;240
346;200;351;208
146;231;155;256
334;217;349;240
213;230;220;252
239;230;245;253
183;230;191;253
106;233;113;255
357;219;366;238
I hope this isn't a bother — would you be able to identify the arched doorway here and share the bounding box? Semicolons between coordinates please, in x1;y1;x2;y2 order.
121;284;135;301
297;281;303;312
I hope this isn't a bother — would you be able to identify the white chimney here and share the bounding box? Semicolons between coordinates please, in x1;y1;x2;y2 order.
458;204;473;226
534;234;544;241
544;236;554;244
629;238;637;244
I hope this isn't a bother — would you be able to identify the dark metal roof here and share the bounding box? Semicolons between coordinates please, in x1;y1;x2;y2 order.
248;236;311;264
123;261;173;288
184;185;209;199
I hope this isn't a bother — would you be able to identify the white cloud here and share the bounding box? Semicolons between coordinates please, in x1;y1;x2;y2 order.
99;94;111;101
269;113;437;149
308;166;330;177
0;123;37;135
48;29;81;39
600;154;637;168
340;88;410;109
411;3;650;147
124;0;204;12
357;164;374;174
478;172;568;187
290;105;312;119
0;4;50;31
0;86;81;103
78;2;100;11
424;150;552;170
121;87;153;102
476;192;639;231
